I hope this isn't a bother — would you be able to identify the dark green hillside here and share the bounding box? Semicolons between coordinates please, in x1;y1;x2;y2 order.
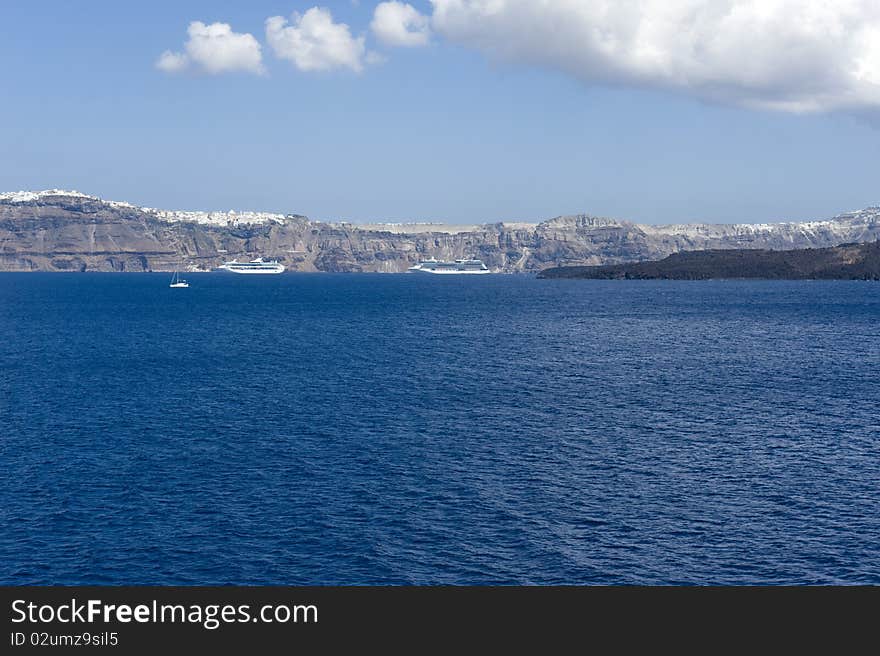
538;242;880;280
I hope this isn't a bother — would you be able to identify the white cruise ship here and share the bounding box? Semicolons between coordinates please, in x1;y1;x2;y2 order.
216;257;285;274
407;258;490;274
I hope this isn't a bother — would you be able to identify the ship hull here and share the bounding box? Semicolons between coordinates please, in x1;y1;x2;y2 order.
217;267;285;274
409;267;491;274
216;259;285;274
407;258;491;274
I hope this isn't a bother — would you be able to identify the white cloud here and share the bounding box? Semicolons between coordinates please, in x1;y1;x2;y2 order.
429;0;880;113
266;8;370;73
155;50;188;74
372;2;431;47
156;21;264;75
186;21;265;75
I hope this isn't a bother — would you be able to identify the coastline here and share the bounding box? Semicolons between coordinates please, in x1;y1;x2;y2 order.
3;191;880;274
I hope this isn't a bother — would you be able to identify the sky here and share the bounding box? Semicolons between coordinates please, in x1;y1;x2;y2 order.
1;0;880;225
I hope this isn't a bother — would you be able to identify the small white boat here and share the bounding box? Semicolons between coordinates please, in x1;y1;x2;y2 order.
169;269;189;288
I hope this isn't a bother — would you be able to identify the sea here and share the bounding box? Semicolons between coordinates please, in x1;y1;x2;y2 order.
1;273;878;585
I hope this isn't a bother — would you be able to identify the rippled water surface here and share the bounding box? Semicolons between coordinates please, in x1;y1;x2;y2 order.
1;273;878;584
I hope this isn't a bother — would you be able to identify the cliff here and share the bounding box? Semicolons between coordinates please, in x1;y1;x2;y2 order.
2;190;880;272
537;241;880;280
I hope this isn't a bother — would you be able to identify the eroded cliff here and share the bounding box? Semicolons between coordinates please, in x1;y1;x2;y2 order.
2;191;879;272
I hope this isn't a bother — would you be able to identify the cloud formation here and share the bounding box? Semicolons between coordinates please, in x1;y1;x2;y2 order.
155;50;188;74
156;21;265;75
154;3;880;113
371;2;431;47
266;8;370;72
429;0;880;113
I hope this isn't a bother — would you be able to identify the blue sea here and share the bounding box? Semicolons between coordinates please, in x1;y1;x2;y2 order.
1;273;878;585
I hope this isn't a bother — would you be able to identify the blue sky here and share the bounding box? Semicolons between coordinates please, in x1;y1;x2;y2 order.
1;1;879;224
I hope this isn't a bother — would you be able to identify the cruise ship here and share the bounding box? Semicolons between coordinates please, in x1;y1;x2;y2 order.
216;257;285;274
407;258;490;274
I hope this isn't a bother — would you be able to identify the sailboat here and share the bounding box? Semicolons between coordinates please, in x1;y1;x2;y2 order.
169;268;189;288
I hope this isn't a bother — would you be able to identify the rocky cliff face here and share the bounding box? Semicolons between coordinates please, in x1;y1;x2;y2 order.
1;190;879;272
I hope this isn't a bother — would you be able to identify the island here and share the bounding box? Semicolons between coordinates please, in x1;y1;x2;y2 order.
3;190;880;273
537;241;880;280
